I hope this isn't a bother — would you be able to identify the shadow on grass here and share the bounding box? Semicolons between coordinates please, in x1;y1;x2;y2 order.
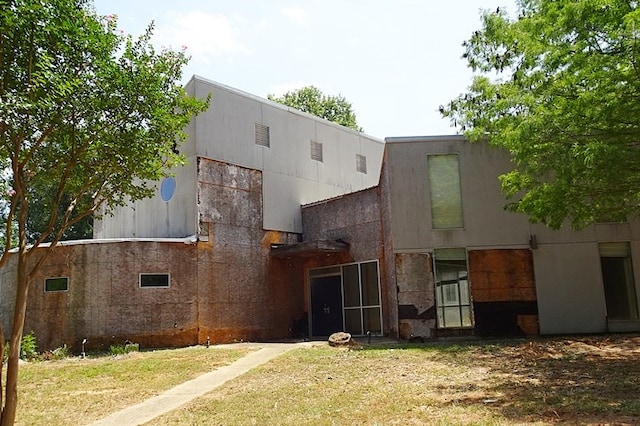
359;334;640;424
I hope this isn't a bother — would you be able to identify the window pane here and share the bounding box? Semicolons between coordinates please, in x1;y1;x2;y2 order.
459;279;470;304
442;284;459;305
360;262;379;305
140;274;170;288
434;248;471;329
45;277;68;292
443;307;461;327
428;154;463;229
342;264;360;307
363;307;382;334
461;306;473;327
344;309;362;335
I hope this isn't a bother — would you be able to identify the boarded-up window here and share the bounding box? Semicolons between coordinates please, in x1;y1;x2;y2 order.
427;154;463;229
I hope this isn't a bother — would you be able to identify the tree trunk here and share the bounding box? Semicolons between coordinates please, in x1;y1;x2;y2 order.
0;251;29;426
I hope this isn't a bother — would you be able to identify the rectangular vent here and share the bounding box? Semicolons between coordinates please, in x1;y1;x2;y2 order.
140;273;170;288
310;140;323;162
255;123;270;147
356;154;367;174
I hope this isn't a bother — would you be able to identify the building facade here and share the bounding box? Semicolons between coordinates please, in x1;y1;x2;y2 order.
2;82;639;352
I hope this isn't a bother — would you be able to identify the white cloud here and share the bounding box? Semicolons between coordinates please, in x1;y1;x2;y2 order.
282;7;307;25
155;11;251;61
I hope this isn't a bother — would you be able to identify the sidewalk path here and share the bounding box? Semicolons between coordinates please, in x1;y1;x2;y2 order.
90;342;313;426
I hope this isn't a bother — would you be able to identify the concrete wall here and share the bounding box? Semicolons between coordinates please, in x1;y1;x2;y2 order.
194;157;302;342
384;135;640;335
95;76;385;238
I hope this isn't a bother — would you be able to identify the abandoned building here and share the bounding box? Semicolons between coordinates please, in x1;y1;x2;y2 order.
1;77;639;351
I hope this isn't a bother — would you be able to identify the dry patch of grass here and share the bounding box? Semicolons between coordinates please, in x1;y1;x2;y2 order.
152;335;640;425
12;345;251;426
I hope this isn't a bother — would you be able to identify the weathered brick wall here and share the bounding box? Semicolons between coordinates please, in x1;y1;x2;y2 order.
196;157;301;343
3;240;200;352
303;187;383;261
395;253;436;340
468;249;539;335
302;186;393;335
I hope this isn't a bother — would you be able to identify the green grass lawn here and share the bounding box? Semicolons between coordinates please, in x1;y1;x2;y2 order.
8;335;640;425
10;346;251;425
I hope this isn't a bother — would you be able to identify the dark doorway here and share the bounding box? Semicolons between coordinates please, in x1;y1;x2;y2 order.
310;275;343;337
601;257;639;320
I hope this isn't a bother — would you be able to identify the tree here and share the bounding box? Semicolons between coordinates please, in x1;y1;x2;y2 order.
268;86;363;132
0;1;209;424
441;0;640;229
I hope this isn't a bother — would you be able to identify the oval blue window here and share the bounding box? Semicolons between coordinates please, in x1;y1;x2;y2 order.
160;177;176;202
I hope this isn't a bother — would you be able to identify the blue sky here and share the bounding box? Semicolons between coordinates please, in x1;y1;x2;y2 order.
93;0;518;139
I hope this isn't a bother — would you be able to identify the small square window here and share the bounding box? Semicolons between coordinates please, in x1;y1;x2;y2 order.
310;140;323;162
45;277;68;292
140;273;170;288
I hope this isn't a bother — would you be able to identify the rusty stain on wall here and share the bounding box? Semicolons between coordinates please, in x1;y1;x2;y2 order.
469;249;539;336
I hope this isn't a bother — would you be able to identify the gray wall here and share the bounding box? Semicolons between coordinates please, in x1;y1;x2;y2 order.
96;76;384;238
385;135;640;335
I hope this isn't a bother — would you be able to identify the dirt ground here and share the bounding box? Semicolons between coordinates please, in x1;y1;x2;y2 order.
467;333;640;424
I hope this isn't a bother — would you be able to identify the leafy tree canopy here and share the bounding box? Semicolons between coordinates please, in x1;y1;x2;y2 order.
0;0;208;423
268;86;363;132
441;0;640;229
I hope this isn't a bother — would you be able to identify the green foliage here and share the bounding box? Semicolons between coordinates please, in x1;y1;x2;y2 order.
0;0;210;257
2;331;39;362
109;343;140;356
19;331;38;361
0;1;209;422
442;0;640;229
268;86;363;132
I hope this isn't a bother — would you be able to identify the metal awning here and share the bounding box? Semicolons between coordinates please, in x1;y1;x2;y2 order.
269;239;349;258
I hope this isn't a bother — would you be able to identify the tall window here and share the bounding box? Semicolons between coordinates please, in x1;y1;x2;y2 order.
427;154;463;229
434;248;472;328
599;242;639;320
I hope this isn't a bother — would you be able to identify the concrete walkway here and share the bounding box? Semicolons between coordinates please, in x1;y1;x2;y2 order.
90;342;313;426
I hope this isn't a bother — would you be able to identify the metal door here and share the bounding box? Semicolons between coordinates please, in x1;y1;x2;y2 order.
310;275;343;337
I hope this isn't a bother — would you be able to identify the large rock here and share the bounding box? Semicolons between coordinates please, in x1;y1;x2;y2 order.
328;332;355;347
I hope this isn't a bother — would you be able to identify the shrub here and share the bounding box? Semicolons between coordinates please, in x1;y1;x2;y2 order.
2;331;39;362
109;342;139;356
20;331;38;360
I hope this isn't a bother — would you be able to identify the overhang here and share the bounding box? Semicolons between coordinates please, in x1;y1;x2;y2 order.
270;239;350;258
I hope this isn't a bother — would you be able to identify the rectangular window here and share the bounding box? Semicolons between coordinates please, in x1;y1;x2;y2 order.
310;140;323;162
254;123;270;147
599;242;639;320
434;248;472;328
356;154;367;174
139;273;170;288
45;277;68;292
427;154;464;229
